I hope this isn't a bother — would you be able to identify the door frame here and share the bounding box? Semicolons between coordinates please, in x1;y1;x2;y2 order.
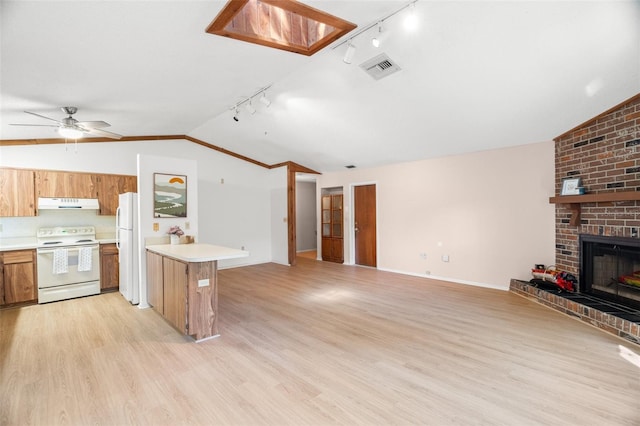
349;181;378;267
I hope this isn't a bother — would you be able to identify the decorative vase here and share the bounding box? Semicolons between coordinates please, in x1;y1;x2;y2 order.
170;234;180;245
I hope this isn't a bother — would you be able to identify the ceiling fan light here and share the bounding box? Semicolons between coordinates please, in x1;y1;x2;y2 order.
58;127;84;139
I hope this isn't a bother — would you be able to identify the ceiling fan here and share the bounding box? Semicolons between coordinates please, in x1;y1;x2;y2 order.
10;106;123;139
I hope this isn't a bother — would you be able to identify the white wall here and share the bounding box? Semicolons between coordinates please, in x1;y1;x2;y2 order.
296;180;317;252
317;141;556;290
269;167;288;265
0;139;285;268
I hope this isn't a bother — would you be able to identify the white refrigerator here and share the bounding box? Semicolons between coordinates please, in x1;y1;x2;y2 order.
116;192;139;305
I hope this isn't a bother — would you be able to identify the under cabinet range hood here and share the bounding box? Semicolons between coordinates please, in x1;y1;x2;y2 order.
37;197;100;210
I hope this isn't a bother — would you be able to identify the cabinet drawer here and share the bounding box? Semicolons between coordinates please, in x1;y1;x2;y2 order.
3;250;34;264
100;243;119;255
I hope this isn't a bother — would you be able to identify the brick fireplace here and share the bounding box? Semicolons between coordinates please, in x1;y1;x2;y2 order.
511;93;640;344
553;94;640;275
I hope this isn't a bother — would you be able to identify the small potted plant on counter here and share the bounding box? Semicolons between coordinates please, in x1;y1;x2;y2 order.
167;226;184;245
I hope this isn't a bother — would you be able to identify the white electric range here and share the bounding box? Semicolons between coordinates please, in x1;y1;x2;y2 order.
36;226;100;303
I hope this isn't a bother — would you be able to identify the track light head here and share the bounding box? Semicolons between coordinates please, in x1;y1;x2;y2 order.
233;108;239;122
245;101;256;115
343;42;356;64
259;92;271;107
372;21;383;47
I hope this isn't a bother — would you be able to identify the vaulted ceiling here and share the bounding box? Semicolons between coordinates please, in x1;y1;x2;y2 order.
1;1;638;173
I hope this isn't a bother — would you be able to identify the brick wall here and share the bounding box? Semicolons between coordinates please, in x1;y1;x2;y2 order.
554;94;640;275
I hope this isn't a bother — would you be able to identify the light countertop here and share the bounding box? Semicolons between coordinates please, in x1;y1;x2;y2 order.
0;236;117;251
146;243;249;263
0;237;37;251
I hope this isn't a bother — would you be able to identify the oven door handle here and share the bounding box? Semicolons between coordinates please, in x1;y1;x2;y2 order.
37;244;99;254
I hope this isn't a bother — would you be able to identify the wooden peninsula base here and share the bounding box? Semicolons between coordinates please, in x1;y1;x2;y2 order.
146;244;248;342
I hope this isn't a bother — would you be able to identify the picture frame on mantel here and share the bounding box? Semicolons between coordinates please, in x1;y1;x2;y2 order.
153;173;187;217
561;177;582;196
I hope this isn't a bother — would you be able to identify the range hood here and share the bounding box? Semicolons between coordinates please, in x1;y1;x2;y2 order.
38;197;100;210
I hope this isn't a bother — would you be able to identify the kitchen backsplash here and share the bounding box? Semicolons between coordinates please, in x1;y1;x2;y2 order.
0;210;116;238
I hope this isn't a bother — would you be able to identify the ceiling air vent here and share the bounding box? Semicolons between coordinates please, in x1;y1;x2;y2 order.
359;53;402;80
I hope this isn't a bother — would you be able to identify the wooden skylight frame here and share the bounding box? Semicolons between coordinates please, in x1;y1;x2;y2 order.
206;0;357;56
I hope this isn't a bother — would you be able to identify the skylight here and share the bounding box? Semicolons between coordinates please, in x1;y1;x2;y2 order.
206;0;357;56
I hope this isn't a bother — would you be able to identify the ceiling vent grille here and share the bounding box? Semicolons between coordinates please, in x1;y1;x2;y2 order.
359;53;402;80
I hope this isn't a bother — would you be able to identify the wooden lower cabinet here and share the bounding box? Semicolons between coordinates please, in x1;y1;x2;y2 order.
100;243;120;292
1;249;37;305
146;250;218;340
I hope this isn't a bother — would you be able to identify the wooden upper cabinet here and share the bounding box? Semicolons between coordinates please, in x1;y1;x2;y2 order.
0;168;36;217
36;170;97;199
96;174;137;215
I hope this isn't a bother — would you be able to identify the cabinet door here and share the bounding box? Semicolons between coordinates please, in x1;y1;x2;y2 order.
163;257;187;334
0;168;36;217
146;251;164;314
100;243;120;291
3;250;36;304
0;260;4;305
36;170;97;199
96;174;137;215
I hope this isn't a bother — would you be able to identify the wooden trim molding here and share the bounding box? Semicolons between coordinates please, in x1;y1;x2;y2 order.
1;134;320;268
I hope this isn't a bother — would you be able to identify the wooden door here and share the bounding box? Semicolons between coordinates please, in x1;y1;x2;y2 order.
100;243;120;291
146;251;164;314
96;174;137;215
163;257;187;334
354;184;376;267
36;170;96;198
2;250;37;304
0;168;36;217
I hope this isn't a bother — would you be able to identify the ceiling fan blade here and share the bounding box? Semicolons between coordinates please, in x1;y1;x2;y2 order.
10;123;59;127
23;110;63;124
76;120;111;129
83;127;123;140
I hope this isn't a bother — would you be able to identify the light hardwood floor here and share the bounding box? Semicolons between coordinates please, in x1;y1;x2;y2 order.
1;258;639;425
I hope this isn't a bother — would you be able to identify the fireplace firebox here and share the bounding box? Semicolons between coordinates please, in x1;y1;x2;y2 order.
580;234;640;309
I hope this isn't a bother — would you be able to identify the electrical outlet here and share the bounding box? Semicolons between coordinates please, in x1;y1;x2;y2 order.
425;270;431;275
153;223;159;231
442;255;450;262
198;279;210;288
241;246;245;251
419;252;427;260
185;222;190;230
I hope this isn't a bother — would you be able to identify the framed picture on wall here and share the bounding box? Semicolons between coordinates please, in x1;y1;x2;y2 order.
561;177;582;196
154;173;187;217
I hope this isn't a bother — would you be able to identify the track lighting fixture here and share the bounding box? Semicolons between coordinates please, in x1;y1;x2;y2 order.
343;42;356;64
372;22;383;47
404;2;418;31
229;84;272;120
332;0;418;60
259;92;271;107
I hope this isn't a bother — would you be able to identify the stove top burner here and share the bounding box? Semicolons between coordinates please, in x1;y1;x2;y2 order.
37;226;97;248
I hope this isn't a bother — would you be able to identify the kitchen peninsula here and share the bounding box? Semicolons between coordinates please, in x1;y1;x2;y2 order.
146;243;248;342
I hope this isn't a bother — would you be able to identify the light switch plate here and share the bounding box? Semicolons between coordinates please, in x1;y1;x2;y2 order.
198;279;209;287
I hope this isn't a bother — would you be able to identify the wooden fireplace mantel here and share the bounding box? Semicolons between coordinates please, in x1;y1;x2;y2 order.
549;191;640;226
